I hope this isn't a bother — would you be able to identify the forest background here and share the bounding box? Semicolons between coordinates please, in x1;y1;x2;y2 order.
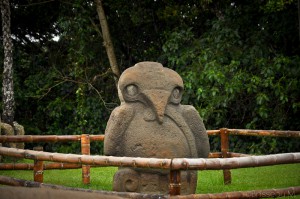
0;0;299;155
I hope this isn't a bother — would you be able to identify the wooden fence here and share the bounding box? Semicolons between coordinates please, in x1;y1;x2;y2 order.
2;128;298;184
0;128;300;198
212;128;300;184
0;146;299;198
0;134;104;183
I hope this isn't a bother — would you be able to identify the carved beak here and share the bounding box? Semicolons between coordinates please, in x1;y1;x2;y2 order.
143;90;170;124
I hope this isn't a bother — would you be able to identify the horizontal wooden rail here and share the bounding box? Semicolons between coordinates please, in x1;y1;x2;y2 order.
0;162;82;170
171;186;300;199
0;135;105;143
208;152;222;158
206;130;220;135
89;135;105;141
227;129;300;137
0;129;299;144
0;130;220;144
0;147;171;169
0;152;249;170
171;153;300;170
0;129;299;192
0;147;299;171
227;152;252;157
208;152;251;158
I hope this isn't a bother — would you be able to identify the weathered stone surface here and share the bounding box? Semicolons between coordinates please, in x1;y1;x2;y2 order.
1;121;15;148
104;62;210;194
0;121;25;149
0;121;25;162
13;121;25;149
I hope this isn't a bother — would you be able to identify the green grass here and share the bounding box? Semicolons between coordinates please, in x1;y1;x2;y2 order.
1;162;299;198
197;164;300;198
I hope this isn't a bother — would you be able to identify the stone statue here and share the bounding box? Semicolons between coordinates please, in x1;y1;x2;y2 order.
104;62;210;194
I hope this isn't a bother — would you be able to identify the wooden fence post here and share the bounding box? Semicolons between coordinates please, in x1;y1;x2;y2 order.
220;128;231;184
33;146;43;183
81;134;90;185
169;169;181;196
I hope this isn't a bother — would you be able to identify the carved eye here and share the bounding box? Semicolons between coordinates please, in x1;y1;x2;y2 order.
172;87;181;99
125;84;138;96
170;87;182;104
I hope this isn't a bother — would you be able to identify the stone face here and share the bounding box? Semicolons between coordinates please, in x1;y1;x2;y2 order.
104;62;210;194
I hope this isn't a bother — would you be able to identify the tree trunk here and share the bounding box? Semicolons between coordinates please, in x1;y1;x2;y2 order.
298;0;300;42
95;0;120;86
0;0;15;128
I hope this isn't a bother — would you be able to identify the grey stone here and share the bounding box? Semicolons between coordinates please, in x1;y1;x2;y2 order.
1;121;15;148
104;62;210;194
13;121;25;149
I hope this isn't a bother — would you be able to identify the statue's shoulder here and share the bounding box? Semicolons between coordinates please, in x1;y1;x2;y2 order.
181;105;199;116
109;104;134;119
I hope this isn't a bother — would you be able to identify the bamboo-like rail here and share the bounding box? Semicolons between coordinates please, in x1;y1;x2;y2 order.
0;147;299;197
171;153;300;170
0;147;299;171
206;129;300;137
0;128;299;196
0;152;249;170
227;129;300;137
0;162;82;170
171;186;300;199
0;147;172;169
206;130;220;136
208;152;251;158
0;129;298;144
0;143;299;194
0;134;105;143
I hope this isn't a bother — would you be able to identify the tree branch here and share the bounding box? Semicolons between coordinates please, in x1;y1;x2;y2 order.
94;0;120;87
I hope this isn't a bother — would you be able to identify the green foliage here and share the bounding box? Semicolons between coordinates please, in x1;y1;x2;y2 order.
161;1;300;153
162;19;300;131
1;0;299;154
1;0;119;153
262;0;295;13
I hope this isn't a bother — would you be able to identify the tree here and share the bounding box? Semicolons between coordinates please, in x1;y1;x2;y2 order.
95;0;120;86
161;0;300;153
1;0;299;154
1;0;14;128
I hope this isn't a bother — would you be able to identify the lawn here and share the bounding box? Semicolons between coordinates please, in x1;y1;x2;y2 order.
0;161;299;198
